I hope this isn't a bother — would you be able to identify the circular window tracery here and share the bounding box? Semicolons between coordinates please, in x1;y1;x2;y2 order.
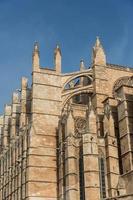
74;117;87;138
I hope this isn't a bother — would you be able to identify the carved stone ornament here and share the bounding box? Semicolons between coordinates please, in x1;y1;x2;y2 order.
74;117;87;137
104;103;110;119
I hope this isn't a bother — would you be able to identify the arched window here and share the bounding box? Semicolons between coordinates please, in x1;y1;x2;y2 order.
73;92;90;105
64;75;92;91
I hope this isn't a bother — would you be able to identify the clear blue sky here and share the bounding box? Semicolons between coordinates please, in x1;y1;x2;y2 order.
0;0;133;113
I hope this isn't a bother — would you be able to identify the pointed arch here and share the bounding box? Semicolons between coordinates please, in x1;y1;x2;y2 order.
62;88;93;107
112;76;133;97
63;73;93;91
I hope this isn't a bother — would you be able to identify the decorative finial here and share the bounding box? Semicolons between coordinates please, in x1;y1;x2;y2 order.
21;77;28;89
32;41;40;70
55;44;61;55
56;44;59;49
34;41;39;52
80;59;85;71
54;44;61;73
12;92;20;104
95;36;101;48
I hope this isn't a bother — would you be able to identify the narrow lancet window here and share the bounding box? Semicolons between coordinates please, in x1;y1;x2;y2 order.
99;157;106;199
79;142;85;200
62;123;66;200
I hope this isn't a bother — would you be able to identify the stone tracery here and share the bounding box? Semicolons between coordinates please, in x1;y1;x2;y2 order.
113;76;133;97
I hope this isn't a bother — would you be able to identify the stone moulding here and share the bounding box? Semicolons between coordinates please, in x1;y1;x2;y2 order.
113;76;133;97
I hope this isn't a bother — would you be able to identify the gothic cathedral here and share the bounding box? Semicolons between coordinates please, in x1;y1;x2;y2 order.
0;38;133;200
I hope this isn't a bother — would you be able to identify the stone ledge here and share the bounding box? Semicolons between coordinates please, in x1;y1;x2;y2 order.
106;193;133;200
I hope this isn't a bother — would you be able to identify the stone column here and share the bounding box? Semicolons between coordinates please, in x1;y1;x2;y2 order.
11;92;20;140
3;105;11;148
103;98;120;197
54;45;61;73
0;115;4;152
65;110;79;200
0;156;4;200
83;105;100;200
27;56;62;199
116;85;133;173
19;77;28;129
58;120;65;200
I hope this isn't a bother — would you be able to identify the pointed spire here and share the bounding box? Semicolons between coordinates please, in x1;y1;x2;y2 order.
12;92;20;104
80;59;85;71
32;41;40;71
21;77;28;89
92;37;106;66
87;98;97;133
95;36;101;48
67;109;74;136
54;44;61;55
34;42;39;52
54;44;61;73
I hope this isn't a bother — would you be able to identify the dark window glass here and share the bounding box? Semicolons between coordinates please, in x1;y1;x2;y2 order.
79;143;85;200
99;157;106;198
62;124;66;199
